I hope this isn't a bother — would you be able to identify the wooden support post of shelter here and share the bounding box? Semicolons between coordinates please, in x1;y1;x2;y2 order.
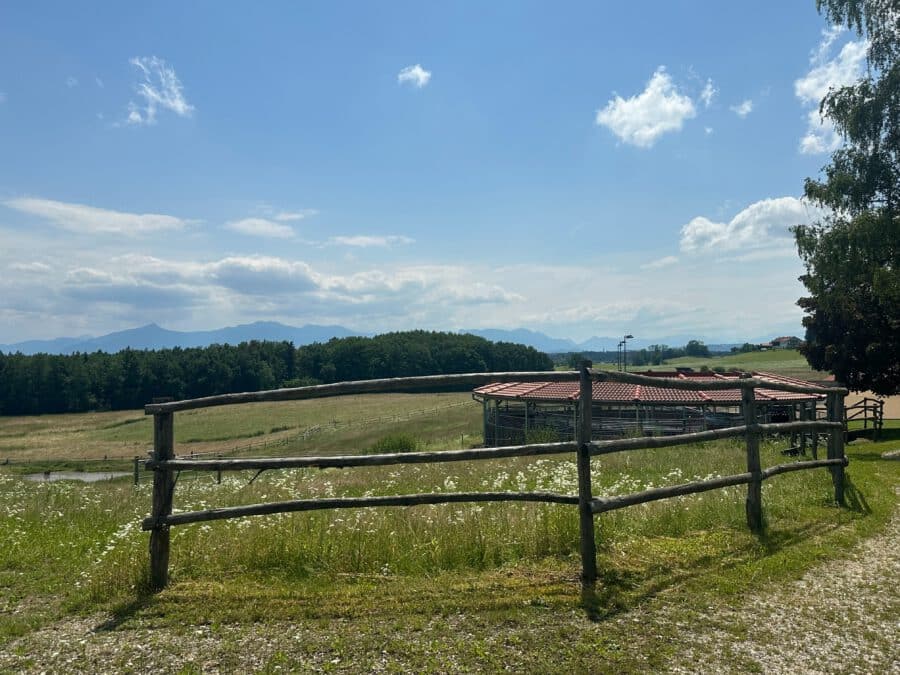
827;392;846;505
576;360;597;586
741;379;763;533
149;398;175;590
798;404;808;456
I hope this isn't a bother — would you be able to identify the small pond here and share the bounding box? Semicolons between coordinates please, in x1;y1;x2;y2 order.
24;471;131;483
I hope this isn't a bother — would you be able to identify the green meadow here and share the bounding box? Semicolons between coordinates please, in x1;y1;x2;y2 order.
1;387;897;670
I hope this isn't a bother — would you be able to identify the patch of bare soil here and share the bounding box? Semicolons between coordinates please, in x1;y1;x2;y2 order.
846;392;900;420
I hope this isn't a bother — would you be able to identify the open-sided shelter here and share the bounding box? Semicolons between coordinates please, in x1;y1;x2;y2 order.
473;370;824;446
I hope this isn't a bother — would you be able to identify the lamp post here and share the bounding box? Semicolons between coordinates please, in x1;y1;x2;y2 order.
617;340;625;371
622;334;634;372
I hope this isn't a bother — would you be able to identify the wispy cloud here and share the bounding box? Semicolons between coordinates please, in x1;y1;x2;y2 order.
66;76;79;88
328;235;414;248
595;67;696;148
397;64;431;88
4;197;190;235
274;210;317;222
0;92;7;104
795;26;867;154
640;255;678;270
126;56;194;125
9;261;52;273
700;78;716;107
224;217;295;239
730;99;753;118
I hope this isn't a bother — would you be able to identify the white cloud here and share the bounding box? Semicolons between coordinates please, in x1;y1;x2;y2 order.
328;235;414;248
206;256;319;295
3;197;190;235
224;217;295;239
680;196;822;254
700;78;716;107
704;127;713;135
795;28;867;154
397;64;432;88
730;99;753;118
640;255;678;270
595;67;696;148
126;56;194;126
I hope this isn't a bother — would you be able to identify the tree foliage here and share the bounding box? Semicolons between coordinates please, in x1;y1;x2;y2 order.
794;0;900;394
0;331;552;416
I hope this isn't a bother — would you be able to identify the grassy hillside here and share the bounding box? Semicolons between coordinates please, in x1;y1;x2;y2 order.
633;349;823;380
0;392;480;465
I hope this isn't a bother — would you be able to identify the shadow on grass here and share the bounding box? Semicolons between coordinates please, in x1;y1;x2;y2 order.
93;578;158;632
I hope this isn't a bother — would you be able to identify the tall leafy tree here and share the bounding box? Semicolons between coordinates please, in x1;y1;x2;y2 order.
794;0;900;394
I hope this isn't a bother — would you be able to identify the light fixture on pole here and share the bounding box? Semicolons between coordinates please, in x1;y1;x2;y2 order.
623;334;634;372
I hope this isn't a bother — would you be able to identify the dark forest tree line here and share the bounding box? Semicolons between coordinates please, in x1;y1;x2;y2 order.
0;331;552;416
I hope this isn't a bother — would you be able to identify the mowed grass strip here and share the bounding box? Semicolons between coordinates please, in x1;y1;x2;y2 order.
0;392;479;462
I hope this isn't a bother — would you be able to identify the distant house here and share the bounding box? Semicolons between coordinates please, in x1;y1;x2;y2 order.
770;336;803;350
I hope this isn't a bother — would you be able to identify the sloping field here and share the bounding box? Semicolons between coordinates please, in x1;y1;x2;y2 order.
659;349;822;380
0;392;480;464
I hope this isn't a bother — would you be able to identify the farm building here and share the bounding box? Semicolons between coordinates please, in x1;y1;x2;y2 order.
473;370;824;446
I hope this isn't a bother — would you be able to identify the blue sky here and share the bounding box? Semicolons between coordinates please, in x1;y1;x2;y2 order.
0;2;868;344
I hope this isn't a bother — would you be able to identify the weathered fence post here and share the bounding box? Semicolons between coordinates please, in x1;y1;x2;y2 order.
741;377;763;533
577;360;597;586
876;399;884;441
827;392;846;505
216;453;222;484
133;455;140;486
149;400;175;590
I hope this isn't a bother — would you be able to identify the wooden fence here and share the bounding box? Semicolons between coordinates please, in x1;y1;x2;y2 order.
845;396;884;440
141;364;848;590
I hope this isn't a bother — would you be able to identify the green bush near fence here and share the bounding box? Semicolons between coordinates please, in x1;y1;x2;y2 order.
364;433;420;454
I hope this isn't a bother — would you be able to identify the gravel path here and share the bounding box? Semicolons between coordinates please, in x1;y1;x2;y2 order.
2;493;898;673
667;488;900;674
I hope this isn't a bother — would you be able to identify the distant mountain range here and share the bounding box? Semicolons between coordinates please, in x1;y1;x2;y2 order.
462;329;743;354
0;322;359;355
0;321;749;356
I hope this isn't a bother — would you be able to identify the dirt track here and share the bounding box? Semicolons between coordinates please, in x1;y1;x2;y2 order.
845;392;900;419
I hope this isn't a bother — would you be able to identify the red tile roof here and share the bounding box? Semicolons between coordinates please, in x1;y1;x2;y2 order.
472;371;821;405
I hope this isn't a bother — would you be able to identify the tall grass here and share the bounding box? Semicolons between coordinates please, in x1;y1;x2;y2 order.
0;434;842;630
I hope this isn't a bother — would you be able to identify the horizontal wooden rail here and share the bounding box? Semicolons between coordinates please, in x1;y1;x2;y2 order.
587;420;842;456
144;371;578;414
761;457;848;479
592;473;753;513
591;457;848;514
591;369;847;396
147;440;578;472
141;490;579;529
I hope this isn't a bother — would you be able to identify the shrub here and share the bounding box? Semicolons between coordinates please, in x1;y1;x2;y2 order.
365;433;419;454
